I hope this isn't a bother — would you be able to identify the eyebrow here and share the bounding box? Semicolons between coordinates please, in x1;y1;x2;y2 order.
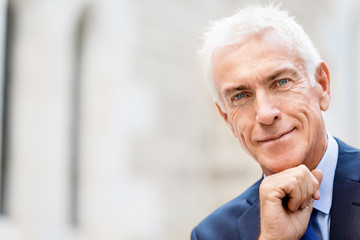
222;66;299;97
268;67;299;81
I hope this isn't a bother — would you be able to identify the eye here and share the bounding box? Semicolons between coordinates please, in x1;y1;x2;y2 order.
233;92;246;101
277;79;289;86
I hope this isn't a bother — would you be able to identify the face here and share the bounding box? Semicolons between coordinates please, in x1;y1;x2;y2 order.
212;30;331;175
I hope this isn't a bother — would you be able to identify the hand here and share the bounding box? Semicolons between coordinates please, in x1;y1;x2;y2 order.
258;165;323;240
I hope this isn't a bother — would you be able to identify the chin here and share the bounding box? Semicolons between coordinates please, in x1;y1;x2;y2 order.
261;155;304;175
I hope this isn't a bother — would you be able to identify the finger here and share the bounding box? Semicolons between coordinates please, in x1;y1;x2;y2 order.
285;176;303;212
297;167;311;210
283;165;313;211
303;198;315;218
300;168;314;209
311;169;323;200
312;169;323;184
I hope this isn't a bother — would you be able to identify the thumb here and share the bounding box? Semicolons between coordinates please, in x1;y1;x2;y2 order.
297;198;315;238
311;169;323;200
304;197;315;213
302;198;315;225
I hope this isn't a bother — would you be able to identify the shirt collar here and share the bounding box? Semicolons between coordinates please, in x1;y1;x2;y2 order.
313;133;338;214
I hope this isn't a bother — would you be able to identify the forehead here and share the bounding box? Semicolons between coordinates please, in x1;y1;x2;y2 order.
212;30;305;88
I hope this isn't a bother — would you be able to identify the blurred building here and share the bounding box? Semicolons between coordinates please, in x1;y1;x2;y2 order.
0;0;358;239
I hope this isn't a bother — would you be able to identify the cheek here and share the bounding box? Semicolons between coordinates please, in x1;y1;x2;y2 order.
228;111;245;134
282;91;318;119
229;112;254;148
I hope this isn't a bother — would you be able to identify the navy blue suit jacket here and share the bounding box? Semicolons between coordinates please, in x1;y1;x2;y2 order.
191;138;360;240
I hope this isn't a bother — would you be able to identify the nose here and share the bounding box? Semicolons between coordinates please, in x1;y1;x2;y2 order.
255;92;280;125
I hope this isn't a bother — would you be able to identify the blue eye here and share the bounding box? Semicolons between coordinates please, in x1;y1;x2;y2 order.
278;79;288;86
234;93;245;100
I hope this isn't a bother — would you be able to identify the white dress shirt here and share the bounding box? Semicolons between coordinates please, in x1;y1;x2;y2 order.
313;134;339;240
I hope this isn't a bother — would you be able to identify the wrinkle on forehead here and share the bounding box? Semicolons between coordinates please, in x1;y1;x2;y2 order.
212;29;305;86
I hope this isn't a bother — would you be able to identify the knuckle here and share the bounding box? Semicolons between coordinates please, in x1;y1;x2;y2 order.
298;164;309;174
297;170;305;179
288;176;297;185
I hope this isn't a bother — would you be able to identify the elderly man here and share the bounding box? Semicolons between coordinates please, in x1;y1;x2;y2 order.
191;5;360;240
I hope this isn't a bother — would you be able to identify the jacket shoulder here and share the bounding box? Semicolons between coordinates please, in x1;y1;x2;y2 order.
335;137;360;181
191;179;262;240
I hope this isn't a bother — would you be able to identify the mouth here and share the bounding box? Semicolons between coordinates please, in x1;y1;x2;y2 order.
258;127;296;143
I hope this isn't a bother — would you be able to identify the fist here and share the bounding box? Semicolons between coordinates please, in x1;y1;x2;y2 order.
258;165;323;240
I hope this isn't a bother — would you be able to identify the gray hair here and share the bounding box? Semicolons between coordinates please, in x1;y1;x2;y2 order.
198;4;321;110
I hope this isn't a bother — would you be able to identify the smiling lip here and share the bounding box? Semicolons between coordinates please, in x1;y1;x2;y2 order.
258;128;296;143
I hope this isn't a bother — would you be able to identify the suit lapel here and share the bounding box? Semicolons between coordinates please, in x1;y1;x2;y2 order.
237;180;261;240
330;139;360;240
237;201;260;239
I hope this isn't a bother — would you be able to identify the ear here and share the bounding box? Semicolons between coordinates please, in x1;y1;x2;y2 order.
215;102;228;121
316;61;331;111
215;102;236;136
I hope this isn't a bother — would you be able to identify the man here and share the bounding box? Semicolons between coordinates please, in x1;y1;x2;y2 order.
191;5;360;240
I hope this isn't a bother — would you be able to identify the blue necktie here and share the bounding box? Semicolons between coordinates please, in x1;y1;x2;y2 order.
300;224;318;240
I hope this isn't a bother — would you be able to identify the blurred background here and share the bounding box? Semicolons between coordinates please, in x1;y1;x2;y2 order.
0;0;358;239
